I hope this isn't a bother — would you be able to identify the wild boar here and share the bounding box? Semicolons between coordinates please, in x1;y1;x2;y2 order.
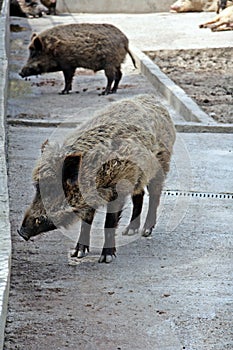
18;94;176;264
19;23;136;95
199;5;233;30
170;0;217;12
10;0;48;18
41;0;56;14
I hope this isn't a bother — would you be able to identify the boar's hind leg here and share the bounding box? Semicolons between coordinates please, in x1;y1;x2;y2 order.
122;191;144;236
99;201;124;263
103;66;122;95
102;66;116;95
71;209;95;258
61;68;76;94
141;171;164;237
111;67;122;94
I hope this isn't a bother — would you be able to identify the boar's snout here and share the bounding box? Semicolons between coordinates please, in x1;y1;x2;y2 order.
17;227;30;241
19;62;44;78
19;66;34;78
18;213;57;242
19;70;25;78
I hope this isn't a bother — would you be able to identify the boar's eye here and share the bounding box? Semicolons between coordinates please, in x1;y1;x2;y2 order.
35;216;46;226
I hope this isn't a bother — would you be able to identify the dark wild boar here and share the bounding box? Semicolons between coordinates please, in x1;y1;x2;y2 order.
18;94;176;264
19;23;136;95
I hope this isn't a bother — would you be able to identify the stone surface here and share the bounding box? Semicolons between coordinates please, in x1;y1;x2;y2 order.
1;8;233;350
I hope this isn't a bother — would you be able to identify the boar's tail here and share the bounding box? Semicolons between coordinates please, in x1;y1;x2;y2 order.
127;49;137;69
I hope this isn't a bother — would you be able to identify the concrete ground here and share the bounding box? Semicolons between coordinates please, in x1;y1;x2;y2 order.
1;9;233;350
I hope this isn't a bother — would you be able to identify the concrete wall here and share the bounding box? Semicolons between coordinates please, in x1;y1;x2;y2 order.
0;0;11;349
57;0;174;13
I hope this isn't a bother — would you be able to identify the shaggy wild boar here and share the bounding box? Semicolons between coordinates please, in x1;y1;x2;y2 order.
199;5;233;29
10;0;48;17
18;94;176;263
19;23;136;95
170;0;217;12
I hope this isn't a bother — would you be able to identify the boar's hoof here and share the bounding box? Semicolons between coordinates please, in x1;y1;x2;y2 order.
101;91;108;96
98;247;116;263
60;89;70;95
141;227;153;237
122;227;139;236
17;228;30;241
71;243;89;258
101;88;112;96
111;88;117;94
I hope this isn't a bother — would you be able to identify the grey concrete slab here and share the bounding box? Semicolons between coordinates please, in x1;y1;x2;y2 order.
2;8;233;350
169;133;233;194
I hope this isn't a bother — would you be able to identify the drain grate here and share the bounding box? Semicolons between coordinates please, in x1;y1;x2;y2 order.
162;190;233;200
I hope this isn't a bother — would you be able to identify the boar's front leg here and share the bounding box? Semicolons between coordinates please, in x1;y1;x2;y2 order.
71;209;95;258
99;201;124;263
61;68;76;94
122;191;144;236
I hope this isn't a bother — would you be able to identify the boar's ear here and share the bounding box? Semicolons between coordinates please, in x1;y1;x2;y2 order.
41;139;49;154
62;153;82;188
32;36;43;52
31;33;37;41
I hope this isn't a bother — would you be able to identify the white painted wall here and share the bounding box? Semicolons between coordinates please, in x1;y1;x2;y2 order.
57;0;174;13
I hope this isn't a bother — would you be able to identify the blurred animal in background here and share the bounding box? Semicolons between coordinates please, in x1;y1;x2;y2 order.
40;0;56;15
10;0;48;17
10;0;56;17
199;5;233;30
216;0;233;13
170;0;218;12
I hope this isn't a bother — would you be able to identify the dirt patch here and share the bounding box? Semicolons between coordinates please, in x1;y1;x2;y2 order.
146;48;233;123
10;24;29;32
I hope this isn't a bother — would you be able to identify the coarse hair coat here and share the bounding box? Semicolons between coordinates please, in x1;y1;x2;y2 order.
19;94;176;263
20;23;136;94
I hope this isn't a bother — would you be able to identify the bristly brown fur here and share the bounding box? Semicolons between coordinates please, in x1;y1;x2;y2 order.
19;94;176;260
20;23;136;94
30;94;176;228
